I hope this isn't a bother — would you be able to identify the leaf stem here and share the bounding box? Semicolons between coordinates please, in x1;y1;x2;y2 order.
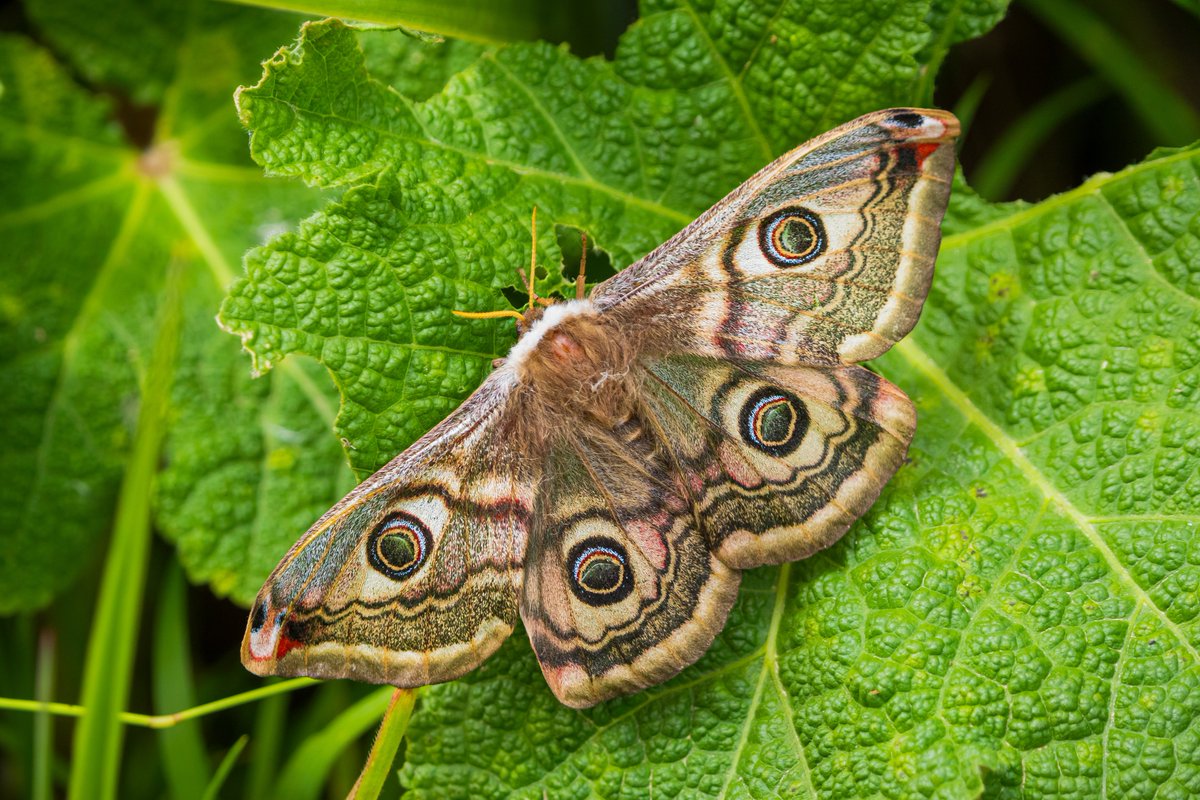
274;687;396;800
0;678;317;730
347;688;416;800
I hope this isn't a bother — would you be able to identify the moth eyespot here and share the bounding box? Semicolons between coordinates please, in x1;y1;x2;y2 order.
250;599;268;632
889;111;925;128
739;386;809;457
567;537;633;606
759;207;825;267
368;512;431;580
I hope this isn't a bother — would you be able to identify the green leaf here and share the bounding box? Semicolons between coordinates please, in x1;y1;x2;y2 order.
220;3;1200;796
221;3;1200;797
926;0;1011;46
357;31;488;101
222;2;936;473
0;0;361;611
394;145;1200;800
0;33;137;613
224;0;561;46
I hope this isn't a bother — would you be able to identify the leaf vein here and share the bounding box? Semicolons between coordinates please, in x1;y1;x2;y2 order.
484;53;597;183
676;0;774;161
896;337;1200;661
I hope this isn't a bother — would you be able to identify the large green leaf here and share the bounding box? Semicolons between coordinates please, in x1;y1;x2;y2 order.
218;2;1200;798
0;0;358;610
221;0;956;473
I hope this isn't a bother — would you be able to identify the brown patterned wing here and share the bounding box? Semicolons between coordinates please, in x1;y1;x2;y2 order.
520;418;740;708
241;370;537;688
591;108;958;366
640;355;916;569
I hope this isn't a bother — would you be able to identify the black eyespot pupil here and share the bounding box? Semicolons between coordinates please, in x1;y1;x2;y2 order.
379;532;417;571
740;386;808;457
775;217;815;258
580;558;621;592
758;401;796;444
759;207;825;267
367;513;430;580
567;537;634;606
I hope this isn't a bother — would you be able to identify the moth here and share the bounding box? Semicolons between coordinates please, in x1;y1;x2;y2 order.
242;108;959;708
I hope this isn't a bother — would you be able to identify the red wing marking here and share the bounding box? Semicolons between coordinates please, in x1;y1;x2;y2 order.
914;142;940;169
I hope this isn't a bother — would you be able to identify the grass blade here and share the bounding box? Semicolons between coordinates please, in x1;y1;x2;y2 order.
347;689;415;800
32;630;55;800
972;77;1108;199
244;690;287;800
201;735;249;800
1022;0;1200;143
274;688;394;800
154;564;211;800
67;256;185;800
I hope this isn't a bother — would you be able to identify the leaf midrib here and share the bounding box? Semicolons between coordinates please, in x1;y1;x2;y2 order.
940;145;1198;252
716;561;817;799
16;180;154;539
512;648;770;796
675;0;773;162
262;97;694;227
484;53;597;184
0;170;133;229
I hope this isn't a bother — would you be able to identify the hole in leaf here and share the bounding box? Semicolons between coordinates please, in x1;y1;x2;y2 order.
500;285;528;309
556;224;615;288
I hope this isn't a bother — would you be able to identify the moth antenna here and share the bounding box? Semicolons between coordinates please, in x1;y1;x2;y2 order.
450;207;541;325
452;309;526;322
576;232;587;300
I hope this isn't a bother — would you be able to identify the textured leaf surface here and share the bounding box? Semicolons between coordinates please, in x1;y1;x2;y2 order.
218;3;1200;799
926;0;1010;48
222;0;939;473
0;0;357;609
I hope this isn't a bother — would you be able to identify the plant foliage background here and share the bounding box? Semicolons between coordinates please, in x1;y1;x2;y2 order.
2;0;1200;798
